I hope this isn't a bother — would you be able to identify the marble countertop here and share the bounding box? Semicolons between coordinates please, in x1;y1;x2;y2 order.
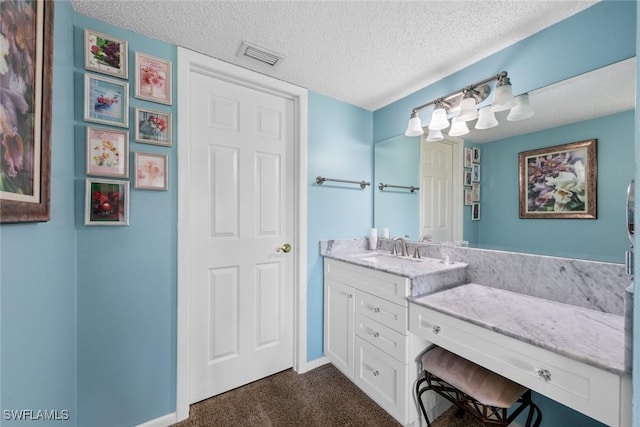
410;283;627;376
323;250;467;279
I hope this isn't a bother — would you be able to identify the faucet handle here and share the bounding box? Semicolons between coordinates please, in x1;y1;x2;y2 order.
413;247;421;259
391;245;398;255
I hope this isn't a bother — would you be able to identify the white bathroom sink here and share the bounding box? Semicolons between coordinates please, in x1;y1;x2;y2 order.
356;253;424;265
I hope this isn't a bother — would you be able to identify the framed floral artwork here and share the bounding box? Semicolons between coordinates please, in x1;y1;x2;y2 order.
463;170;472;186
464;189;472;206
472;147;481;163
0;0;53;223
84;73;129;128
84;29;128;79
134;52;172;105
134;152;168;191
472;163;480;182
471;203;480;221
86;127;129;178
519;139;597;219
464;147;472;168
135;108;172;146
85;178;129;226
472;182;480;202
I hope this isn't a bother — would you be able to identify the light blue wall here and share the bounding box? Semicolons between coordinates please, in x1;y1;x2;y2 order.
373;135;420;240
307;92;373;359
72;13;177;427
477;111;634;262
1;1;77;426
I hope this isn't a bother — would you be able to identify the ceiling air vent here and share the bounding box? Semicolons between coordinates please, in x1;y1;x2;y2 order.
237;41;283;67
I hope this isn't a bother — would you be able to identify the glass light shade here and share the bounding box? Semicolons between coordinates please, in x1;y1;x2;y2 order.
475;106;499;129
429;106;450;130
405;115;424;136
490;82;514;112
426;127;444;142
457;96;478;122
448;117;469;136
507;94;534;121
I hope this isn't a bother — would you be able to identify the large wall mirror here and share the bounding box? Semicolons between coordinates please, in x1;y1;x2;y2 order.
374;57;636;263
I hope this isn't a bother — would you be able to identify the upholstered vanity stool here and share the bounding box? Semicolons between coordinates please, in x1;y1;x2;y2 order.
416;346;542;426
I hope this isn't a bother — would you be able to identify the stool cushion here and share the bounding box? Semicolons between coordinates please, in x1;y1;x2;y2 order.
421;346;527;408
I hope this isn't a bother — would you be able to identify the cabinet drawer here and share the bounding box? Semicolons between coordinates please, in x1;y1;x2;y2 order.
354;336;407;424
355;312;408;362
409;303;624;427
324;259;410;306
355;289;407;332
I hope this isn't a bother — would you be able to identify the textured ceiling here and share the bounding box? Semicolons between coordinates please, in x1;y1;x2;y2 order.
69;0;598;111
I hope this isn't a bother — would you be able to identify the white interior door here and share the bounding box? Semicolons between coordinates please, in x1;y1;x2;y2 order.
420;139;458;243
187;71;294;403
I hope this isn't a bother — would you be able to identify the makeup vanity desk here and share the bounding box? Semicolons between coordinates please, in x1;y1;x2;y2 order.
409;283;631;427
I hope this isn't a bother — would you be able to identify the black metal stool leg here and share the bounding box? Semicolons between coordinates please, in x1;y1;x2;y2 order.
415;375;433;427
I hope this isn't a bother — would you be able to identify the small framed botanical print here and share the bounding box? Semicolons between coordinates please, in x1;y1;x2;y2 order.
464;188;473;206
472;163;481;182
471;203;480;221
86;126;129;178
464;147;473;168
85;178;129;226
464;170;472;186
84;29;128;79
134;152;168;191
472;147;481;163
84;73;129;128
134;52;172;105
134;108;172;146
471;182;480;202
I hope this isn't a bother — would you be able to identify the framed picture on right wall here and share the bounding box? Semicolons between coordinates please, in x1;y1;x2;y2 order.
471;203;480;221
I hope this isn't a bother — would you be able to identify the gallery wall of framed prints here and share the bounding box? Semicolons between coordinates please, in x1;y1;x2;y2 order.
81;28;173;225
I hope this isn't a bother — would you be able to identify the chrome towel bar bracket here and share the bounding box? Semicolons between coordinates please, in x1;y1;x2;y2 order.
315;176;370;189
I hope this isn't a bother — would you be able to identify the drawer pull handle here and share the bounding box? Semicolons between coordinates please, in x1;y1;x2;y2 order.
372;370;380;376
373;332;380;338
373;307;381;313
432;325;441;334
347;294;353;299
536;368;551;382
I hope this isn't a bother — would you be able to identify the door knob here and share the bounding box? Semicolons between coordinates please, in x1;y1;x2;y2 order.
275;243;292;253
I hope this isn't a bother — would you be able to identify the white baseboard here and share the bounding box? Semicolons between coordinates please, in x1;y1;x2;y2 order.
136;412;177;427
296;356;329;373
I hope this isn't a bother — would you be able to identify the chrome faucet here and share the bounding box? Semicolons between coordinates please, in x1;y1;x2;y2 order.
391;236;409;257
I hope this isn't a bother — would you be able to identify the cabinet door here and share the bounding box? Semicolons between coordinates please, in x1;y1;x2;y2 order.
324;278;354;379
354;336;407;424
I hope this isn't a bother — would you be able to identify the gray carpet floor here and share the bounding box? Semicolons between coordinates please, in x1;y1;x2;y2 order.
172;363;483;427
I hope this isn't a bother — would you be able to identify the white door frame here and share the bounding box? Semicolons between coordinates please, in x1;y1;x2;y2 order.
419;135;463;241
176;47;308;421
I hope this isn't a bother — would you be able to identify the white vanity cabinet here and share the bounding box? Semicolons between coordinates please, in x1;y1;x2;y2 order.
409;285;632;427
324;258;429;426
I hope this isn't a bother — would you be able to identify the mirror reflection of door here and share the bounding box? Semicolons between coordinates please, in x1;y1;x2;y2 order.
420;136;463;243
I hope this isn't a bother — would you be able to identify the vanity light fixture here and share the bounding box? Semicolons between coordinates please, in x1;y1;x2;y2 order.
448;117;470;137
404;71;534;138
426;127;444;142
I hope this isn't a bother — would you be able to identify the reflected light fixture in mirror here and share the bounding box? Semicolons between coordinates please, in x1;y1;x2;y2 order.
426;127;444;141
429;101;451;130
507;93;534;121
449;117;470;136
404;71;534;138
476;106;499;129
